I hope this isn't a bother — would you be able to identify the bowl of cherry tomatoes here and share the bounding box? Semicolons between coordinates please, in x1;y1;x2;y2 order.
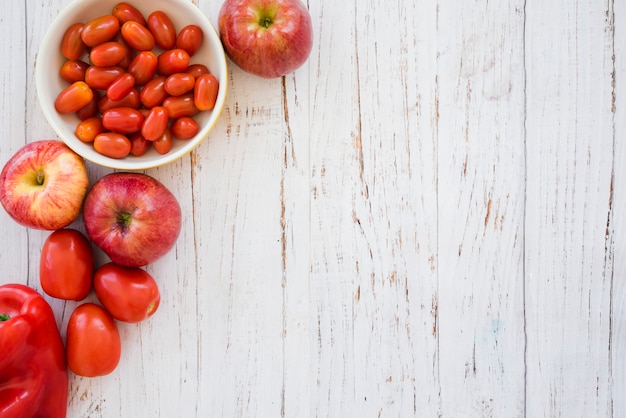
36;0;228;170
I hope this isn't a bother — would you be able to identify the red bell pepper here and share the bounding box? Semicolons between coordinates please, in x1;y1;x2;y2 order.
0;283;68;418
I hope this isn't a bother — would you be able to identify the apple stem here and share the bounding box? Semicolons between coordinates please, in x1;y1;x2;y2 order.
36;170;45;185
0;314;10;322
259;16;273;28
117;212;132;229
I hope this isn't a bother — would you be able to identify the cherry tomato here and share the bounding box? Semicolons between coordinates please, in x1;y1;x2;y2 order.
185;63;210;78
76;90;101;120
93;262;160;323
147;11;176;50
121;20;155;51
89;41;126;66
163;93;198;119
39;228;94;300
170;116;199;139
55;81;94;114
85;65;125;90
128;51;158;85
176;25;203;56
106;72;136;101
157;49;190;76
75;117;105;143
152;127;173;154
94;132;132;158
141;106;169;141
102;107;144;133
61;23;87;60
66;303;121;377
164;73;195;96
81;15;120;47
112;2;148;26
129;132;150;156
194;73;219;111
99;88;140;112
140;76;168;108
60;60;89;83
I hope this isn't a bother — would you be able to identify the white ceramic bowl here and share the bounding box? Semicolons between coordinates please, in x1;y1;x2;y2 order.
36;0;227;170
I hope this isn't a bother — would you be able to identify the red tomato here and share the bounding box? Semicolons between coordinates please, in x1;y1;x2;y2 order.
60;60;89;83
185;63;210;78
140;76;168;108
89;41;126;66
76;90;101;120
61;23;87;60
94;132;132;158
85;65;125;90
163;93;198;119
75;117;105;143
99;88;140;112
164;73;195;96
106;72;136;101
81;15;120;47
141;106;169;141
157;49;190;76
152;127;173;154
54;81;94;114
66;303;121;377
194;73;219;111
39;228;94;300
121;21;156;51
170;116;199;139
112;2;148;26
93;263;160;323
147;11;176;50
129;132;150;156
102;107;144;133
176;25;203;56
128;51;158;85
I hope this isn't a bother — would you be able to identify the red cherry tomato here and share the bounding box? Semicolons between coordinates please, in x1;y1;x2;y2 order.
129;132;150;156
99;88;140;112
140;76;168;108
76;90;101;120
194;73;219;111
163;93;198;119
75;117;105;143
102;107;144;133
170;116;199;139
85;65;125;90
164;73;195;96
157;49;190;76
81;15;120;47
185;63;210;78
112;2;148;27
176;25;203;56
39;228;94;300
60;60;89;83
93;262;161;323
55;81;94;114
89;41;126;66
147;11;176;50
141;106;169;141
121;20;156;51
66;303;121;377
152;127;173;154
61;23;87;60
106;72;136;101
127;51;158;85
94;132;132;158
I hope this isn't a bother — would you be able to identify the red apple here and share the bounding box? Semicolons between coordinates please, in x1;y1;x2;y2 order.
218;0;313;78
0;140;89;230
82;172;181;267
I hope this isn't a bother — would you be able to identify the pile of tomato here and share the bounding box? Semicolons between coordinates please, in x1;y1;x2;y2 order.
40;228;160;377
55;2;219;159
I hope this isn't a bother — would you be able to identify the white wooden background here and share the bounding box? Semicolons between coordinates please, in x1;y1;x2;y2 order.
0;0;624;417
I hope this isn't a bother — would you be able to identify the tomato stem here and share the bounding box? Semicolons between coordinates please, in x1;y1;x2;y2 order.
0;314;10;322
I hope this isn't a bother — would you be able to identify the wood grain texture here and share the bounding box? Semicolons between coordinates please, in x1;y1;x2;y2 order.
0;0;624;417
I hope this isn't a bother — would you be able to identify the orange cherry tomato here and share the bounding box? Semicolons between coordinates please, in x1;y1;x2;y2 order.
112;2;148;26
61;23;87;60
40;228;94;300
157;49;190;76
121;20;155;51
94;132;132;158
76;90;101;120
141;106;169;141
194;73;219;111
85;65;125;90
66;303;121;377
129;132;150;156
102;107;144;133
163;94;198;119
140;76;168;108
60;60;89;83
170;116;199;139
185;63;210;78
75;117;105;143
164;73;195;96
55;81;94;114
93;262;160;323
106;72;136;101
81;15;120;47
89;41;126;66
176;24;203;56
128;50;158;85
147;10;176;50
99;88;140;112
152;127;173;154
